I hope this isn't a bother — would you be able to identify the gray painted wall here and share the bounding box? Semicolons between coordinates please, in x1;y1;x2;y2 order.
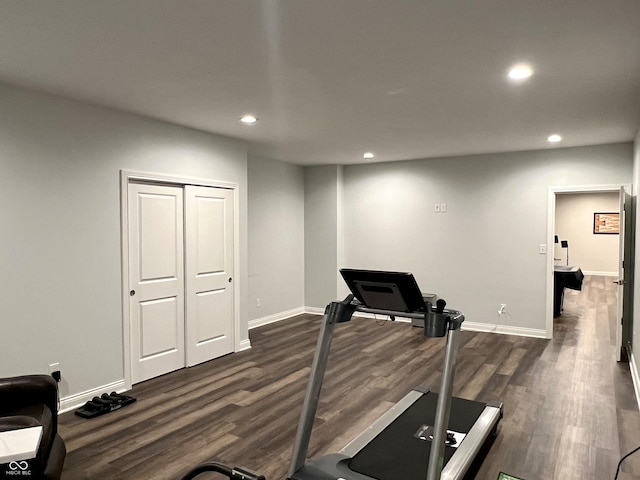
304;165;340;308
341;144;633;334
555;192;619;274
248;155;304;320
0;83;249;399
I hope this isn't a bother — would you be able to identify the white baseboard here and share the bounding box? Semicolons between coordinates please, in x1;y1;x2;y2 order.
253;307;547;340
354;315;545;337
462;321;547;339
307;309;545;337
304;306;325;316
237;338;252;352
59;379;127;414
581;270;617;277
249;307;306;330
630;351;640;411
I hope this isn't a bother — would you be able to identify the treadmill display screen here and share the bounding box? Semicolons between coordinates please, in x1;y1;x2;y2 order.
340;269;426;312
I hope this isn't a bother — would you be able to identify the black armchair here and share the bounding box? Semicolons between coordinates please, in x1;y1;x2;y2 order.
0;375;66;479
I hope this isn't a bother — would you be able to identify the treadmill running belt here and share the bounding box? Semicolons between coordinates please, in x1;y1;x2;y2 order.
349;393;486;480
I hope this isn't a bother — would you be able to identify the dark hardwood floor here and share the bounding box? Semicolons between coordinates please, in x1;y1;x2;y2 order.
59;276;640;479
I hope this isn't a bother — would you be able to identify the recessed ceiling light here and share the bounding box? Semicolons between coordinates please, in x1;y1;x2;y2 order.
240;114;258;125
508;64;533;81
363;152;375;160
547;134;562;143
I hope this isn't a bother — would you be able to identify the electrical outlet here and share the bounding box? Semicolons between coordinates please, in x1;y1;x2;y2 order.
498;304;507;315
49;362;61;382
256;298;261;308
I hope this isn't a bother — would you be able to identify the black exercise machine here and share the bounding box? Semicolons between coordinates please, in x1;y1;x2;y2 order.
182;269;503;480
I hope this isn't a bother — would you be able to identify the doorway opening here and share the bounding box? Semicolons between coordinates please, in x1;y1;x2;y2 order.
547;184;632;362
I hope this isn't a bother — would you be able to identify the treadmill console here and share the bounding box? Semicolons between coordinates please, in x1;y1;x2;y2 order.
339;269;427;312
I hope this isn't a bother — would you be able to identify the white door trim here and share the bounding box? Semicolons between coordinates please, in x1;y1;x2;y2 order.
120;170;241;390
546;183;631;339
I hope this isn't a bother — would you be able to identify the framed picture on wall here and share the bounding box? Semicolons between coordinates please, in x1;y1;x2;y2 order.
593;212;620;234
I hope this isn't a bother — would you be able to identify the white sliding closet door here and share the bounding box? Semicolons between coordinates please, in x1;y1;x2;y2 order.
128;183;185;384
185;185;235;366
127;182;235;384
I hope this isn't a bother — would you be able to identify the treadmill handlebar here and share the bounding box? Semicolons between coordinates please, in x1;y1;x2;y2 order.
349;299;465;337
323;295;357;324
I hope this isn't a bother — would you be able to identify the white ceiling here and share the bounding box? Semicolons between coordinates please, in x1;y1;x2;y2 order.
1;0;639;165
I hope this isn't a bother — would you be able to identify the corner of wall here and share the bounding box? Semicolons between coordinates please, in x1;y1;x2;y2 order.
303;165;341;307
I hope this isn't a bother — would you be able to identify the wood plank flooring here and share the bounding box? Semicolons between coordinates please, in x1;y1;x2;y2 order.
59;276;640;479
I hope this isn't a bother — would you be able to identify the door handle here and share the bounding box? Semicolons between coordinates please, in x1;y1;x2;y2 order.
130;290;136;296
613;280;624;285
228;277;232;283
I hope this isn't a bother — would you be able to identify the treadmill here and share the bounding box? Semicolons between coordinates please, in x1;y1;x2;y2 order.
287;269;503;480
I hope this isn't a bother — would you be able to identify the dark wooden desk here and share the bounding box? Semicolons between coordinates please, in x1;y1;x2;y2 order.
554;266;585;317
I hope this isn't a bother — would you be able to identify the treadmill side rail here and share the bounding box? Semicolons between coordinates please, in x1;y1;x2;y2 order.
339;389;426;457
440;404;503;480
